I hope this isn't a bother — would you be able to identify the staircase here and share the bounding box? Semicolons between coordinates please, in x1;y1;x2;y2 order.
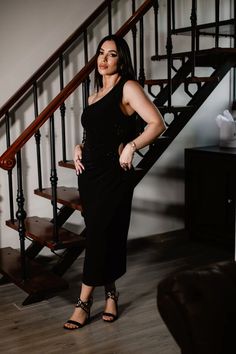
0;0;235;305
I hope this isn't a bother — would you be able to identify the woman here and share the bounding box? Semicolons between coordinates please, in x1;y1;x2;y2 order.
64;34;166;330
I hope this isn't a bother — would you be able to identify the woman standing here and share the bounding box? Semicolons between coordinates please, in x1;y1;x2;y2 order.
64;34;166;330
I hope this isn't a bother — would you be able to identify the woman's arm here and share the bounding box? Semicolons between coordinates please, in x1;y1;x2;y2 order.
74;94;96;174
119;80;166;169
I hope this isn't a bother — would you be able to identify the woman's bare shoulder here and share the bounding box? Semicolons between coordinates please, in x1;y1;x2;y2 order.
123;79;141;90
123;80;146;102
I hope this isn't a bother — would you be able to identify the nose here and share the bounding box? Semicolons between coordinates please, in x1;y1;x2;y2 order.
101;54;108;62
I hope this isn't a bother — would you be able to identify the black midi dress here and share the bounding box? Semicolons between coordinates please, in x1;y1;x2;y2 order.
78;78;136;286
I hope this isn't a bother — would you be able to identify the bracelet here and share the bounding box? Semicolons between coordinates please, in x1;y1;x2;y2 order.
129;141;137;153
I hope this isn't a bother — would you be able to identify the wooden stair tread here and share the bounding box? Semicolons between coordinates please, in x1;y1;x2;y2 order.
185;76;219;83
152;52;188;61
172;19;235;37
34;186;82;211
145;76;219;86
151;47;236;61
0;247;68;303
158;105;193;113
145;79;169;85
59;160;75;169
6;217;86;250
152;135;171;145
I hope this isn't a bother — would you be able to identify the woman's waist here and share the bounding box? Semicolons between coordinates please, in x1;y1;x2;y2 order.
82;144;120;168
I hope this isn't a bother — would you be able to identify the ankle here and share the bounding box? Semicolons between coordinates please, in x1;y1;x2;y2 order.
105;282;116;293
79;296;92;303
105;290;119;302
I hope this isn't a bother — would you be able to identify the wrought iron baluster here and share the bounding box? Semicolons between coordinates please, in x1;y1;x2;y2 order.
234;0;236;48
233;0;236;106
166;0;173;108
172;0;175;30
49;114;59;244
33;82;43;190
196;28;200;51
16;151;28;280
137;15;146;134
132;0;137;77
190;0;197;77
108;0;112;35
215;0;220;48
59;55;67;162
82;30;90;109
138;17;145;87
5;111;14;222
153;0;160;58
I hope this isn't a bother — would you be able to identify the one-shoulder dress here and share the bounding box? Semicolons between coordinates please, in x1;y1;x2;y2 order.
78;78;136;286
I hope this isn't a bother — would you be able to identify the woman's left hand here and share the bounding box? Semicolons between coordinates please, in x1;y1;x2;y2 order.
119;143;134;170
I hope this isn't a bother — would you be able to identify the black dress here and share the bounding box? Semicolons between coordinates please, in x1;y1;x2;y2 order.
78;78;136;286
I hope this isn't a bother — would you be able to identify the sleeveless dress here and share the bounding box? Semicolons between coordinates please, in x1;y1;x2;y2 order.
78;78;136;286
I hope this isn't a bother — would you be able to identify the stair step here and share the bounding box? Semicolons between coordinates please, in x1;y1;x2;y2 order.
59;160;75;169
158;105;193;114
145;76;219;86
6;216;86;250
171;19;235;37
151;51;189;61
185;76;219;84
151;47;236;63
34;186;82;211
0;247;68;305
145;79;169;86
152;135;171;145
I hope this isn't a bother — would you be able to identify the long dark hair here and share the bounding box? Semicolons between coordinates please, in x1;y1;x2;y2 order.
94;34;136;89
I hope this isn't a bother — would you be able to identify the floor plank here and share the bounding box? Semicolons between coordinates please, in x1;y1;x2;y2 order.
0;230;233;354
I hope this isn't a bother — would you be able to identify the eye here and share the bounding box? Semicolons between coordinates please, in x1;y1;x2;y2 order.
109;53;118;58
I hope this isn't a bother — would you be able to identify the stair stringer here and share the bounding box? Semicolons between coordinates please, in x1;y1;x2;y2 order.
131;56;236;187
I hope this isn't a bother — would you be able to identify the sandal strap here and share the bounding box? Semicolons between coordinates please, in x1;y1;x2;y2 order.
65;319;83;328
105;290;119;302
76;297;93;314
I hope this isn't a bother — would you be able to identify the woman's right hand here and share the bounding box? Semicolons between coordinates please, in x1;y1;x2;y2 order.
74;144;85;175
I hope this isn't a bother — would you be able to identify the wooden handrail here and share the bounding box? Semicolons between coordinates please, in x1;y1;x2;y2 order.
0;0;114;120
0;0;154;171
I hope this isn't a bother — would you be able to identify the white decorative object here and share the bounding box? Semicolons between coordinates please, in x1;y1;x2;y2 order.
216;110;236;148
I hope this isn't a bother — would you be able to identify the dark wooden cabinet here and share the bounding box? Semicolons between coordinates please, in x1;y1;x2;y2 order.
185;146;236;244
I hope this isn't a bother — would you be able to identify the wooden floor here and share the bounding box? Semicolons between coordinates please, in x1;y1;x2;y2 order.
0;230;233;354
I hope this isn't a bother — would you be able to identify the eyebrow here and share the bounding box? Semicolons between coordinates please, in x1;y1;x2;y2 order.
100;48;118;54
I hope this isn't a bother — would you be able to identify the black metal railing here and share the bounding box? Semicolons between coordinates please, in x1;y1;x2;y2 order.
0;0;157;280
1;0;236;282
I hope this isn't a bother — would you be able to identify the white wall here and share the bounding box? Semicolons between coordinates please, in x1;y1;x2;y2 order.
0;0;234;249
0;0;105;105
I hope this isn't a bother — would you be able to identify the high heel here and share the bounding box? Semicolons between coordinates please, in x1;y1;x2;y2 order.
103;290;119;322
64;297;93;330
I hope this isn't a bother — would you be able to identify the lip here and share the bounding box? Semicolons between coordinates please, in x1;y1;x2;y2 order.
99;64;108;70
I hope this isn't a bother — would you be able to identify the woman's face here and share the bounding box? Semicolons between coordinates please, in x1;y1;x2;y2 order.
97;40;119;76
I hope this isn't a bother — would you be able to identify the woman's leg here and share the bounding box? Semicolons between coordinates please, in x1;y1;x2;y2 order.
64;283;94;329
103;282;119;322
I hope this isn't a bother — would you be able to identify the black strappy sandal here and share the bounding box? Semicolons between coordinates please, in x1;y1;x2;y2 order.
64;297;93;330
103;290;119;323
